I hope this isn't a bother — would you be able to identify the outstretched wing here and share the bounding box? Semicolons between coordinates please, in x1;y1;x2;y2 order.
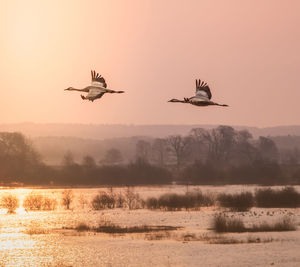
91;70;107;88
195;79;212;100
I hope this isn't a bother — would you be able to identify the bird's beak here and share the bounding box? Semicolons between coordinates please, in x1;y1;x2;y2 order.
64;88;68;91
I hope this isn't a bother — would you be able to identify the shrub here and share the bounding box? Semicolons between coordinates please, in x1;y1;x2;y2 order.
23;194;43;210
75;222;91;232
61;189;74;210
42;197;57;210
146;197;159;209
24;194;57;211
158;193;187;211
78;194;88;209
1;194;19;213
218;192;254;211
255;187;300;208
187;191;215;207
146;191;215;211
124;187;143;209
115;192;126;208
91;191;115;210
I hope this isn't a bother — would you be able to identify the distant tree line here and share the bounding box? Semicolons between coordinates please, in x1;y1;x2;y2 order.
0;127;300;186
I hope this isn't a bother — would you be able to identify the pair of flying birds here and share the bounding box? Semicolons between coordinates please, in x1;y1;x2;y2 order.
65;70;228;107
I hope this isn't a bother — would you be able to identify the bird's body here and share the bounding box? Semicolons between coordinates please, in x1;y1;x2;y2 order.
65;70;124;102
168;79;228;107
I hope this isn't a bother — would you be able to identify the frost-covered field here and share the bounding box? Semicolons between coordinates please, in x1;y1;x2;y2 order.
0;185;299;267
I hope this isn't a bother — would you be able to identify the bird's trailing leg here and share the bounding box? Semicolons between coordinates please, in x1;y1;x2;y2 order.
81;95;86;100
105;89;124;94
214;102;229;107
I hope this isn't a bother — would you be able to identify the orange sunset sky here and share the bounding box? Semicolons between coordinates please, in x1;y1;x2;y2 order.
0;0;299;127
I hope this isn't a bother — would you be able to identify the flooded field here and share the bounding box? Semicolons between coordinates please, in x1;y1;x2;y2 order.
0;185;299;267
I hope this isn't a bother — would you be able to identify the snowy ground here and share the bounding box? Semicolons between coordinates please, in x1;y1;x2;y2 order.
0;185;299;266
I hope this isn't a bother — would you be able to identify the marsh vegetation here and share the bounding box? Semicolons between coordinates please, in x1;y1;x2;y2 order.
212;214;296;233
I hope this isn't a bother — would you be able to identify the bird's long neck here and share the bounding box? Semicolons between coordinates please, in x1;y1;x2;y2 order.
70;87;85;92
172;99;186;103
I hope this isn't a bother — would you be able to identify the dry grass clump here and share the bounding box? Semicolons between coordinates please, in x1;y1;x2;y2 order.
0;194;19;213
209;236;243;244
213;215;245;233
217;192;254;211
144;232;172;240
212;214;296;233
23;194;57;211
246;236;274;243
25;227;49;235
209;235;275;244
72;219;179;234
146;232;276;244
25;222;49;235
95;222;178;234
255;187;300;208
146;191;215;211
251;217;296;232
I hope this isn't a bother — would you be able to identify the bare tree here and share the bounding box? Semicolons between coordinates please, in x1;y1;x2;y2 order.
62;151;75;166
0;132;41;179
280;147;300;165
82;155;97;168
189;128;211;162
167;135;192;168
102;148;123;165
151;138;168;166
257;136;279;162
136;140;151;162
233;130;257;164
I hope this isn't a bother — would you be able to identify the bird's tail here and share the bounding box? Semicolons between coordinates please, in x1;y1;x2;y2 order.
218;104;229;107
80;95;86;100
116;91;124;93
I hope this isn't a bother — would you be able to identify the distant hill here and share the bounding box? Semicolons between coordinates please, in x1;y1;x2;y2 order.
1;122;300;139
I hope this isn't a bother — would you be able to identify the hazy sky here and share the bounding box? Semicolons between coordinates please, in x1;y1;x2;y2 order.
0;0;299;127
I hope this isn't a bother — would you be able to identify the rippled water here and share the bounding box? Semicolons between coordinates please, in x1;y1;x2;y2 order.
0;186;299;266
